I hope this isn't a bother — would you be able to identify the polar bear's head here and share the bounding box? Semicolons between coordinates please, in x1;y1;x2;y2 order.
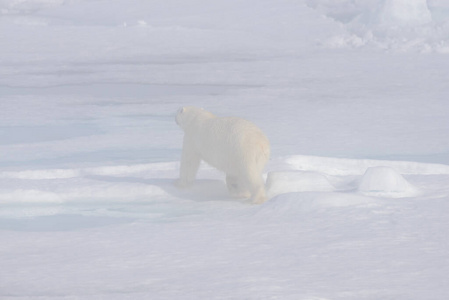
175;106;214;130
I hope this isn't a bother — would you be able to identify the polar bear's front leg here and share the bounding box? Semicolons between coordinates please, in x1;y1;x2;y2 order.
176;137;201;188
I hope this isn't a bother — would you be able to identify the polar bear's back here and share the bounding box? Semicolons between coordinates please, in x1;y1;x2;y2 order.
195;116;270;175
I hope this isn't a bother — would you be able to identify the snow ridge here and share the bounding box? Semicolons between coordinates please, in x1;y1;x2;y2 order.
0;156;446;206
286;155;449;176
308;0;449;53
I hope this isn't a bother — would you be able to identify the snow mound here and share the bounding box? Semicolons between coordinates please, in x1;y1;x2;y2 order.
377;0;432;26
309;0;449;53
266;171;335;198
358;166;419;198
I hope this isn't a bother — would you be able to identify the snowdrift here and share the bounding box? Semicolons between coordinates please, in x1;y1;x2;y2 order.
308;0;449;53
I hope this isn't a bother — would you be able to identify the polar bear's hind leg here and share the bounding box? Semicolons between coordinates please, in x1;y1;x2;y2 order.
239;169;267;204
249;176;267;204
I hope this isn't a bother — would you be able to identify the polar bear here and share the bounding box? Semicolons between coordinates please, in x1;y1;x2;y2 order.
175;106;270;204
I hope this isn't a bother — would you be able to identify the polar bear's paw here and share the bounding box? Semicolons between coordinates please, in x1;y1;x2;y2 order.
226;175;251;199
252;195;268;205
230;190;252;199
250;186;268;204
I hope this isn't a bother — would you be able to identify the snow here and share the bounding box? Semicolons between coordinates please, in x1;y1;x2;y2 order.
308;0;449;52
358;166;419;198
378;0;433;26
266;171;336;196
1;0;449;299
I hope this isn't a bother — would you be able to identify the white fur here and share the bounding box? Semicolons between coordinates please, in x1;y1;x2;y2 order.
175;106;270;204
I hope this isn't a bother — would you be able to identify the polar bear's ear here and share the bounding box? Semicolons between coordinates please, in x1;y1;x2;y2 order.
178;107;185;114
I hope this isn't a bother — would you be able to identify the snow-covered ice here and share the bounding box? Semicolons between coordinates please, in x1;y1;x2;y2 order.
1;0;449;299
